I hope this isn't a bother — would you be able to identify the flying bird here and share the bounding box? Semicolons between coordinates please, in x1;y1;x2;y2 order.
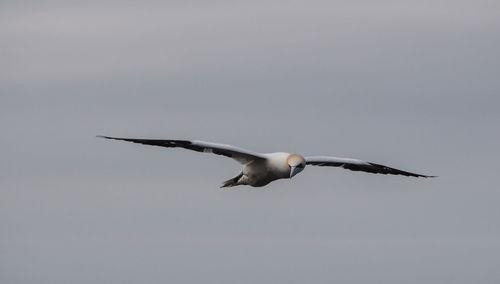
98;136;435;187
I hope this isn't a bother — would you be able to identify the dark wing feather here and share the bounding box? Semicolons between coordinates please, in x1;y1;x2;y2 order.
98;136;265;164
305;156;435;178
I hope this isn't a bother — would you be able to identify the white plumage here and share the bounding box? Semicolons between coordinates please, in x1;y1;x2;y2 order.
98;136;435;187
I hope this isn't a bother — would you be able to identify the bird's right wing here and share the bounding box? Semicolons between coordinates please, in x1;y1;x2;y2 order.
98;136;266;164
305;156;435;177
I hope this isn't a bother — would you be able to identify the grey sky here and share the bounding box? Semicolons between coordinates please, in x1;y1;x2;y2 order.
1;1;500;283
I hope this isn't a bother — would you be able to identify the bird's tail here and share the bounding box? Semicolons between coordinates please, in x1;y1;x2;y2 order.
220;172;244;188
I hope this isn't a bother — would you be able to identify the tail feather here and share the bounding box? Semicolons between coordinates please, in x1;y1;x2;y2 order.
220;173;243;188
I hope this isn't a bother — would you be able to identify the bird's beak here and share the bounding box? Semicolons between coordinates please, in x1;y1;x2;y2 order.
290;166;301;178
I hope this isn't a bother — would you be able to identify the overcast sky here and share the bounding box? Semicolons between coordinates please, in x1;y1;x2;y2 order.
2;1;500;283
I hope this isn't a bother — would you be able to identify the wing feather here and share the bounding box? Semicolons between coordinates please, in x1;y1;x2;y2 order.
98;136;265;164
305;156;435;178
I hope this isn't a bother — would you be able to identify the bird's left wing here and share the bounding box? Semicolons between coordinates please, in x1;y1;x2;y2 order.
98;136;266;164
305;156;435;177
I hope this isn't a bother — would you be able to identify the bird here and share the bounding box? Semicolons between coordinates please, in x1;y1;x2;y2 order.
98;136;435;188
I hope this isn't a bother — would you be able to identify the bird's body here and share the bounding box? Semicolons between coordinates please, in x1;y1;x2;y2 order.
225;152;292;187
98;136;435;188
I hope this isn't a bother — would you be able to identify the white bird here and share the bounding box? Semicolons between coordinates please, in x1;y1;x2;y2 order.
98;136;435;187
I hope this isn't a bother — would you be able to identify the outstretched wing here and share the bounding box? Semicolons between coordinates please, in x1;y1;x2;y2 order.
305;156;435;178
98;136;266;164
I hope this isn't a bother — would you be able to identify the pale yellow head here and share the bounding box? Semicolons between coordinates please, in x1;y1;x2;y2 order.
287;154;306;178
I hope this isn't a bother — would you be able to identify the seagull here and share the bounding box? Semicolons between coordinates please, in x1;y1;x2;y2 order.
98;136;435;187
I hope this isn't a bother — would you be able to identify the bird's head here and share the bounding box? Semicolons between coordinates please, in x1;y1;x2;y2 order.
287;154;306;178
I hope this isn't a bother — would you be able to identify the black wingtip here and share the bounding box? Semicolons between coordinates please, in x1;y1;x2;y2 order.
97;135;129;142
410;174;438;178
413;173;438;178
97;135;117;140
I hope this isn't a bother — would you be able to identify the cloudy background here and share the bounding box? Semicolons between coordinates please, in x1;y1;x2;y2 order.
2;0;500;283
